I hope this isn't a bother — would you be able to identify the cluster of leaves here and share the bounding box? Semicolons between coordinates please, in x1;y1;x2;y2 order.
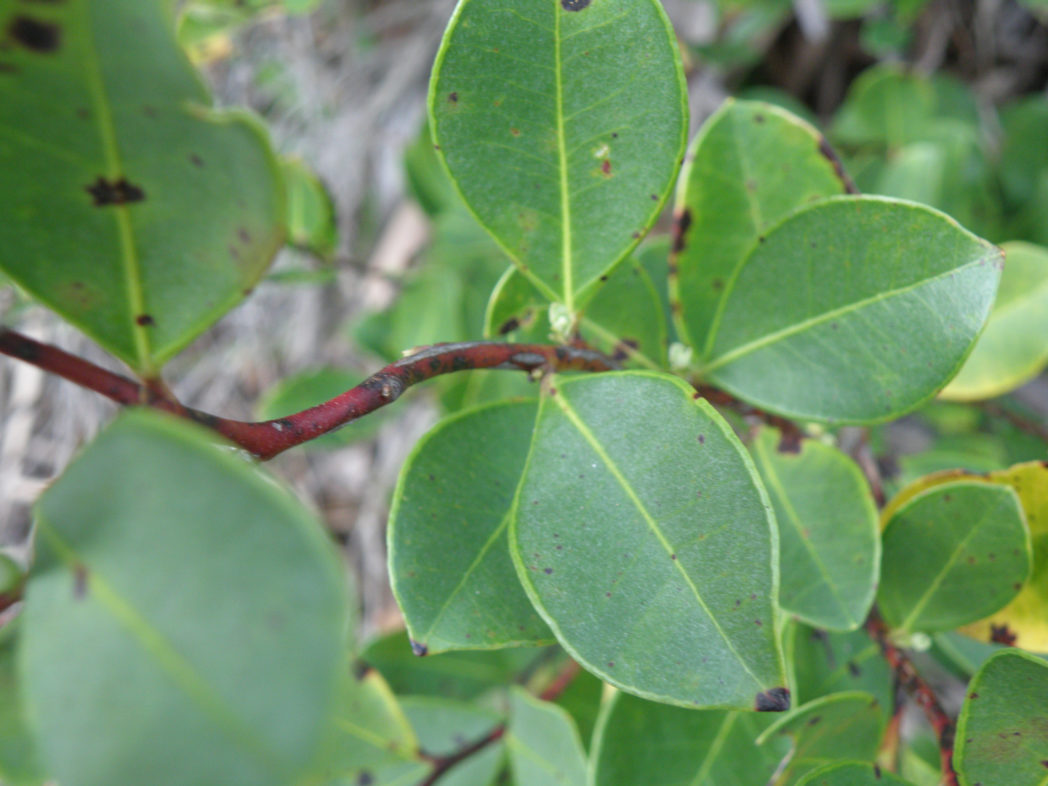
1;0;1048;785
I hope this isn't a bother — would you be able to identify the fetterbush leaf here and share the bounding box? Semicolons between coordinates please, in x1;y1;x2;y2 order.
401;697;506;786
942;242;1048;401
510;371;786;709
389;401;553;652
18;411;348;786
698;197;1003;423
590;690;789;786
0;0;284;372
506;688;586;786
786;623;894;712
877;481;1030;633
795;761;913;785
955;650;1048;786
430;0;687;308
671;100;847;353
0;623;43;786
758;692;886;786
750;428;879;630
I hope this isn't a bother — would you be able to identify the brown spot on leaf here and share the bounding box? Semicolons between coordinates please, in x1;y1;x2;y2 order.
671;208;692;254
561;0;591;9
238;227;251;244
498;316;520;335
409;639;428;656
755;687;790;712
8;16;60;52
73;563;88;599
190;153;204;167
357;772;374;785
601;159;612;176
817;136;860;194
135;314;154;327
611;338;639;362
85;176;145;206
448;91;458;103
990;624;1017;646
754;113;765;123
510;127;520;136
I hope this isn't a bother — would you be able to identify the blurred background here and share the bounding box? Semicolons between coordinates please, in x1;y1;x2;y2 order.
2;0;1047;636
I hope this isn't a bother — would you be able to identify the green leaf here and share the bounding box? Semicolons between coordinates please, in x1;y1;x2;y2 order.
786;623;894;712
18;410;349;786
506;688;586;786
795;761;913;785
759;692;886;786
389;400;553;653
590;690;790;786
311;666;428;786
485;258;667;369
942;242;1048;400
550;667;603;750
955;650;1048;786
750;428;879;630
0;623;44;786
877;481;1030;633
510;371;786;709
698;197;1003;423
0;0;284;373
361;630;540;700
998;97;1048;212
671;100;847;354
282;157;337;261
429;0;687;309
401;697;505;786
256;367;383;449
404;121;462;217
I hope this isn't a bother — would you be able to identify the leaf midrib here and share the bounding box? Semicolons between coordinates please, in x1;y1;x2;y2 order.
81;3;151;370
688;712;737;786
554;3;574;309
36;519;282;773
702;255;990;374
552;391;766;691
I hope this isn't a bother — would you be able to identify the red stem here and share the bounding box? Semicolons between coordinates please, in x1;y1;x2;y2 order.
0;330;617;460
866;612;959;786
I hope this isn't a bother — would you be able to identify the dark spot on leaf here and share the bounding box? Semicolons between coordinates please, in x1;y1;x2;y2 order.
498;316;520;335
848;661;861;676
754;113;765;123
599;275;608;282
238;227;251;244
1041;760;1048;768
510;127;520;136
611;338;638;362
874;764;882;779
607;660;614;667
990;624;1017;646
8;16;60;52
712;278;724;291
73;563;88;599
561;0;591;9
631;231;640;239
755;687;790;712
969;692;979;699
670;554;677;560
605;591;611;597
353;661;372;680
650;193;658;201
755;619;763;626
758;235;766;243
817;136;860;194
698;434;705;443
357;772;374;786
807;716;822;726
409;639;428;656
601;159;612;176
190;153;204;167
544;567;553;574
448;91;458;103
85;176;145;206
135;314;154;327
671;208;692;254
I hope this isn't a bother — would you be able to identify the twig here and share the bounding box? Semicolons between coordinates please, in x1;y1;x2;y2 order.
0;330;617;460
694;384;807;452
866;611;959;786
978;400;1048;444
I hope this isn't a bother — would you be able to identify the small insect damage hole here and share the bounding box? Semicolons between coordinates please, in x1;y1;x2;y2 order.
8;16;60;52
754;686;790;712
560;0;591;9
85;176;146;206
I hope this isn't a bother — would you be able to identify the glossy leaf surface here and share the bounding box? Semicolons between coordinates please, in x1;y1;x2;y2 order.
485;259;667;369
430;0;687;308
0;0;284;372
506;688;586;786
591;690;789;786
796;761;912;785
878;481;1030;633
511;372;785;708
671;100;846;353
759;692;886;786
389;401;552;652
699;197;1002;423
750;428;879;630
942;242;1048;400
19;411;348;786
955;650;1048;786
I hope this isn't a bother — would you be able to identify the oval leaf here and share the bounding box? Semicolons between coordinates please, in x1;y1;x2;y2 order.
430;0;687;308
389;401;552;653
510;371;786;709
0;0;284;372
759;692;886;786
955;650;1048;786
699;196;1003;423
877;481;1030;633
18;411;348;786
591;690;789;786
506;688;586;786
750;428;879;630
942;242;1048;400
671;100;847;354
